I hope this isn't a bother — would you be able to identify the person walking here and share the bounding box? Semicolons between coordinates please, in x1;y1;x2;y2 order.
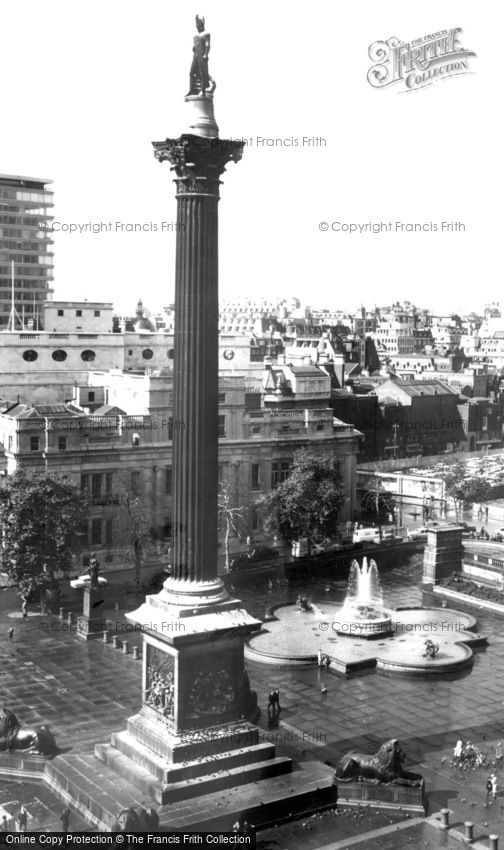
17;807;28;833
486;775;493;799
491;773;498;799
60;807;70;833
145;807;159;830
267;691;276;718
273;689;281;713
1;815;9;832
7;627;14;642
453;739;463;763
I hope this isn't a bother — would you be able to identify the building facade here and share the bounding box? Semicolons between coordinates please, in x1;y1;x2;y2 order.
0;174;54;329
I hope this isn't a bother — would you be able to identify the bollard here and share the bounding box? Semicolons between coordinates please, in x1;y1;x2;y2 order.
489;836;498;850
103;630;109;643
66;612;73;625
440;809;450;829
59;607;65;620
122;640;129;654
464;822;474;844
112;636;119;649
132;646;139;660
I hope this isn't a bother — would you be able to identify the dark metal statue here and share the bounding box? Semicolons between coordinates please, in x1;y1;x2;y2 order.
88;552;100;589
423;638;440;659
187;15;216;96
334;738;423;787
0;708;58;756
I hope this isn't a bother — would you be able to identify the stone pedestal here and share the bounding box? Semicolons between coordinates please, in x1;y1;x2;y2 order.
76;587;108;640
423;526;463;584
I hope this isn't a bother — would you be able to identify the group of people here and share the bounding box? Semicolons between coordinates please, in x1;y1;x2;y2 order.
267;689;281;718
114;806;159;832
0;805;70;834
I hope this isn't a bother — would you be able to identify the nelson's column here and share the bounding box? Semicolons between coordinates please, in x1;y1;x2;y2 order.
96;16;294;806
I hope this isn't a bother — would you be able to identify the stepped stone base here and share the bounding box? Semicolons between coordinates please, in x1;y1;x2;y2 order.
43;751;336;831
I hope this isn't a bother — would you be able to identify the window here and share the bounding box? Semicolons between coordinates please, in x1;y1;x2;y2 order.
81;350;96;362
7;435;13;451
252;426;261;435
91;518;102;546
30;436;40;451
128;349;133;356
88;391;95;402
271;460;290;487
81;474;89;491
168;349;174;360
94;310;101;317
251;506;259;531
218;415;226;438
105;518;113;545
132;432;140;447
76;310;82;317
251;463;260;490
91;474;102;500
23;350;38;362
165;468;172;495
142;348;153;360
218;393;226;404
52;350;67;361
131;470;141;494
58;436;67;451
57;309;64;317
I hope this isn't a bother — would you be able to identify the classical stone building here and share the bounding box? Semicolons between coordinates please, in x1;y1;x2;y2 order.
0;369;361;572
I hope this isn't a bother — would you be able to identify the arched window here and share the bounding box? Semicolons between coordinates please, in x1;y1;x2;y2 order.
81;350;96;362
132;432;140;447
52;350;67;362
23;350;38;362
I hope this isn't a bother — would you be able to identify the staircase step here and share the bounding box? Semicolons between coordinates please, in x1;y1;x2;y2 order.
108;730;276;782
158;756;293;804
96;742;292;804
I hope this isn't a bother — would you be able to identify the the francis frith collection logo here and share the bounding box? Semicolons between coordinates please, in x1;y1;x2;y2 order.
367;28;476;92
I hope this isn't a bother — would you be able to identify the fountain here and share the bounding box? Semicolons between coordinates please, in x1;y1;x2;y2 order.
336;558;393;639
246;557;486;675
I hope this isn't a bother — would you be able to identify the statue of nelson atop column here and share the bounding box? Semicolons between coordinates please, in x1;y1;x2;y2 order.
187;15;216;96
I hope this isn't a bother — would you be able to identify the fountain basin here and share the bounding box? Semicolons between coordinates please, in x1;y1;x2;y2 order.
245;603;485;676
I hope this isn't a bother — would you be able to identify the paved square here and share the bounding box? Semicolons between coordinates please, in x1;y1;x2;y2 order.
1;552;504;847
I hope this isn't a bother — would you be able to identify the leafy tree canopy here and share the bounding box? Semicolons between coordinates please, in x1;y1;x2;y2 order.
256;449;344;547
0;470;87;587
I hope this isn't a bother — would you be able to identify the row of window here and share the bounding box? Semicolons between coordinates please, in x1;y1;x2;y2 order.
56;309;100;317
21;348;158;362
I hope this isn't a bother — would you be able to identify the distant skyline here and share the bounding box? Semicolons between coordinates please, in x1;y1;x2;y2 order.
1;1;501;314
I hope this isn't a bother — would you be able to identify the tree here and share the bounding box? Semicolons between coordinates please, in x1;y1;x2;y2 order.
443;462;468;520
115;477;152;581
256;449;344;552
0;470;87;610
360;470;396;539
218;480;245;573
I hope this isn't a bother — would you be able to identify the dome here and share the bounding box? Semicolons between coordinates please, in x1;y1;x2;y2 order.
134;299;156;333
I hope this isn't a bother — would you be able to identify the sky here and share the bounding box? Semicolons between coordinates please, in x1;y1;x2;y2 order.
0;1;501;315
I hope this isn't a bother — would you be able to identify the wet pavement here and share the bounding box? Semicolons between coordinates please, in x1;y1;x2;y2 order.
1;549;504;847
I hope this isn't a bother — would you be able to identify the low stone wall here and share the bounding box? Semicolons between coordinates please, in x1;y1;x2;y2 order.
334;779;426;814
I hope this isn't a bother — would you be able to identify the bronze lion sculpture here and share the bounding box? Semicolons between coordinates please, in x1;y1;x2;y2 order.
334;738;423;787
0;708;58;756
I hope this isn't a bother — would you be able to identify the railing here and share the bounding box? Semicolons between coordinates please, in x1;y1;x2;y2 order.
464;551;504;570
